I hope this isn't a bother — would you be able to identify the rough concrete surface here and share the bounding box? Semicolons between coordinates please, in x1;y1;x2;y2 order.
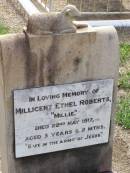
0;26;119;173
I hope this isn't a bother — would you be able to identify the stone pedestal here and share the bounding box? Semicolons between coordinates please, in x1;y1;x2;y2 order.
0;26;119;173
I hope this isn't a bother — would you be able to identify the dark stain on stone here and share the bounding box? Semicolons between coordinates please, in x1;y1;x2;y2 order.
67;72;70;76
39;49;45;86
46;35;59;85
26;50;38;87
24;32;35;87
109;34;113;41
16;140;111;173
24;32;59;87
24;32;42;87
88;32;96;44
73;57;81;72
31;52;39;85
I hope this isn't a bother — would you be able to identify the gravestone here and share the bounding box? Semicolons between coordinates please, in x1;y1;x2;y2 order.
0;6;119;173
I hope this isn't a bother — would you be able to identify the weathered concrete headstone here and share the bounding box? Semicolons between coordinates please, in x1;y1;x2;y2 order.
0;5;119;173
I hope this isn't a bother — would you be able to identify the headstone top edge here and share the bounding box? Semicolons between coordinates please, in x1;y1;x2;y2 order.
13;79;114;93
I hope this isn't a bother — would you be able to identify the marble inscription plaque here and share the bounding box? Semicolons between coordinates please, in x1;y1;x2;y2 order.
14;79;114;158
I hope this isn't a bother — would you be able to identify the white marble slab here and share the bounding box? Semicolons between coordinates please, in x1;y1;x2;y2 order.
14;79;114;158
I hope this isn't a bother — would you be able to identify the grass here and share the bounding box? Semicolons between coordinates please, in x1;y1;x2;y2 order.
116;96;130;129
0;23;9;35
120;43;130;64
116;43;130;129
118;71;130;89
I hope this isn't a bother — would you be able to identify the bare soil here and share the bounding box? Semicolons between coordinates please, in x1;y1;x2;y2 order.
0;1;25;33
0;1;130;173
113;126;130;173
